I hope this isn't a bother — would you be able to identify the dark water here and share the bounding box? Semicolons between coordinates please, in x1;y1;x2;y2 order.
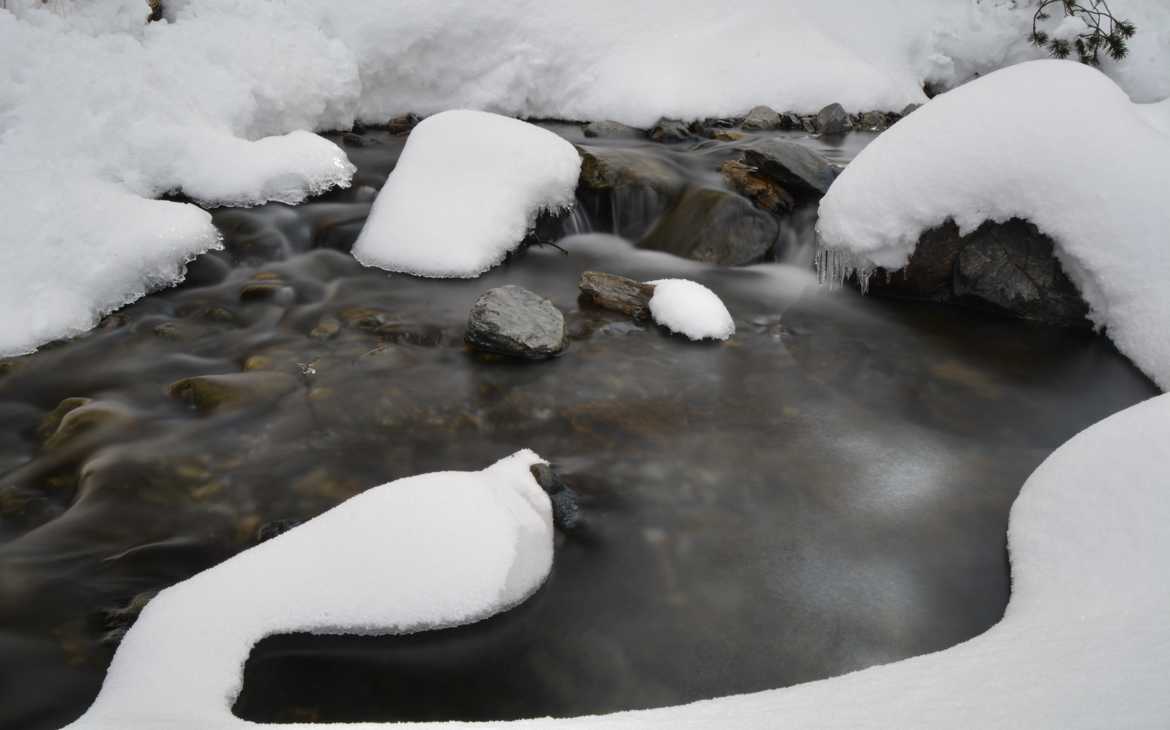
0;127;1156;729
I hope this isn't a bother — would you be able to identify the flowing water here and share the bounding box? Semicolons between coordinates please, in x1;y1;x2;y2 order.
0;127;1156;728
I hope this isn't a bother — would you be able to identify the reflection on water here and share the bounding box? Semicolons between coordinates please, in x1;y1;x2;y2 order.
0;128;1156;728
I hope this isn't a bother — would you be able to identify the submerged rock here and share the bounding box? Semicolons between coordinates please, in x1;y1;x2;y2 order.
583;120;643;139
168;372;300;414
865;219;1090;326
815;102;853;135
741;105;782;130
40;399;130;450
578;271;656;320
465;286;567;359
640;186;778;265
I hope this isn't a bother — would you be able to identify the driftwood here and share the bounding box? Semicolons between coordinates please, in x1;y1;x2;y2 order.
578;271;656;321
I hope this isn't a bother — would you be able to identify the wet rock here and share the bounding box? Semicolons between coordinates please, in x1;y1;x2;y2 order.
815;103;852;136
640;186;778;265
734;138;837;198
598;321;646;336
340;132;380;148
719;160;795;214
741;105;782;130
779;112;804;130
99;591;156;646
530;463;580;530
901;103;921;117
41;400;130;450
239;272;293;303
578;271;656;320
168;372;300;414
465;286;567;359
576;145;687;239
855;110;893;132
309;316;341;340
583;120;643;139
865;219;1090;325
386;113;421;135
712;130;747;142
649;117;693;143
255;518;303;544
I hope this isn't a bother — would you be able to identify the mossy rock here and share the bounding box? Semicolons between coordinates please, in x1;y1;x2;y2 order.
40;399;130;450
168;372;299;414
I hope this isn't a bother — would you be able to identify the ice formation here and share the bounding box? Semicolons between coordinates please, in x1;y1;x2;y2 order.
64;395;1170;729
647;279;736;341
352;110;581;278
65;450;554;730
817;60;1170;389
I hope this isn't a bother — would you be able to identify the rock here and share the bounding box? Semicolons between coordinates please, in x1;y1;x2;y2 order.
865;219;1089;325
239;272;293;303
99;591;156;646
146;0;162;22
649;117;693;143
583;120;643;139
530;463;580;530
309;316;341;340
734;138;838;198
255;518;303;544
386;113;421;135
640;186;777;265
741;105;782;130
719;160;795;214
167;372;300;414
41;400;130;450
576;145;687;239
340;132;379;148
779;112;804;130
815;103;852;135
901;103;921;117
855;110;892;132
578;271;656;320
465;286;567;359
712;130;747;142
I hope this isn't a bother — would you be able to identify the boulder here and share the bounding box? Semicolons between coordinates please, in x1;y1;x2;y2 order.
578;271;656;320
720;160;795;214
734;138;838;198
465;286;567;359
640;186;777;265
583;120;643;139
741;105;782;130
576;145;687;240
815;103;853;135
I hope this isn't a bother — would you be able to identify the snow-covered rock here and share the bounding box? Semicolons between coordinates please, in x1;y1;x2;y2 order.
64;449;553;730
352;110;580;278
646;279;735;341
817;60;1170;389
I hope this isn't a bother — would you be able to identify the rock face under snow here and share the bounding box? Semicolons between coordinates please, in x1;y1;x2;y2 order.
465;286;567;359
352;110;581;279
817;60;1170;388
646;279;735;341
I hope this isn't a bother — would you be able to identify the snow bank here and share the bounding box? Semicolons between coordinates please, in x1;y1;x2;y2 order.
647;279;735;341
65;449;553;730
64;398;1170;729
817;60;1170;389
352;111;580;278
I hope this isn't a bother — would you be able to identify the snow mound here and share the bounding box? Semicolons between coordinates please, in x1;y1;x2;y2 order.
65;450;553;730
816;60;1170;389
647;279;735;341
352;110;581;278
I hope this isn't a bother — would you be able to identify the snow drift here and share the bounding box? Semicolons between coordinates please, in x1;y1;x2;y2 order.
817;60;1170;389
352;110;581;278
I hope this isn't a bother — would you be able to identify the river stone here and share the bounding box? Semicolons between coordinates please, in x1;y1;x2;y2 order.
583;120;643;139
855;110;892;132
742;105;782;130
720;160;795;213
816;102;852;135
649;117;693;143
168;372;300;414
640;186;778;265
530;463;580;530
465;286;566;359
865;219;1089;326
576;145;687;240
578;271;656;320
734;138;837;198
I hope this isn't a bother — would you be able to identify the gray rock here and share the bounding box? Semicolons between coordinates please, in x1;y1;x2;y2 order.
583;120;644;139
901;103;921;117
530;463;580;530
864;219;1089;326
649;117;693;143
815;103;853;136
855;110;892;132
465;286;567;359
576;145;688;240
640;186;778;265
741;105;782;130
779;112;804;130
735;138;838;198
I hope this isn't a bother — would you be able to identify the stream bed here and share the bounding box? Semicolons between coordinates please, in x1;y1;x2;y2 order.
0;127;1156;728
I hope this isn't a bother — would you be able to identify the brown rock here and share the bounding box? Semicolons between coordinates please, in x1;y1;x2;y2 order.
719;160;795;214
578;272;656;321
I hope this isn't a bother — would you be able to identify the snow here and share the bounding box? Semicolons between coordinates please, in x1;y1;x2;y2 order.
65;449;553;730
352;110;581;278
647;279;736;341
2;1;1168;356
816;60;1170;390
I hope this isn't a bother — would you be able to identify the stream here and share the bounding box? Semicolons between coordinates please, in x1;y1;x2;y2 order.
0;126;1156;728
